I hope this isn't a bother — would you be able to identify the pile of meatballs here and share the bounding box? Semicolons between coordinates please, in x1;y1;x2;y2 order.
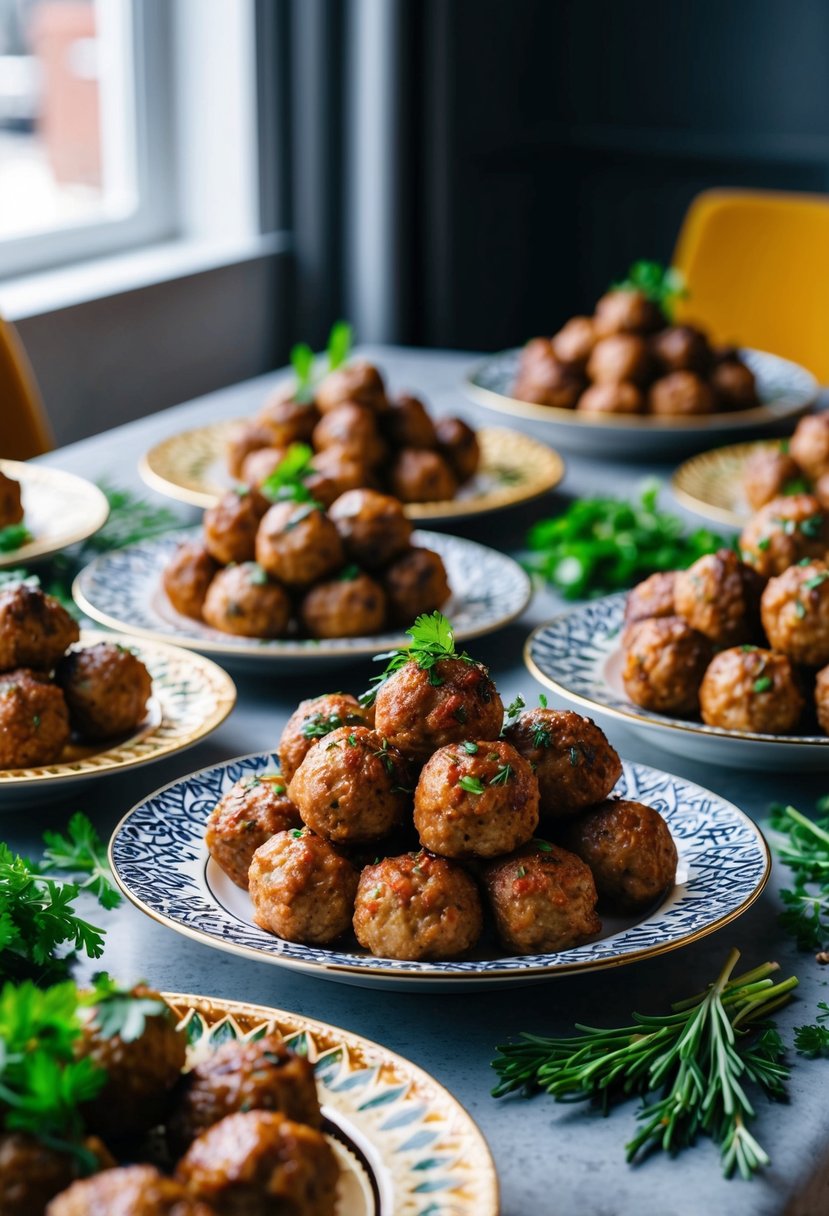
622;490;829;734
162;482;451;640
0;468;24;530
743;413;829;511
0;584;152;768
205;644;678;962
227;358;481;504
514;287;758;418
4;984;339;1216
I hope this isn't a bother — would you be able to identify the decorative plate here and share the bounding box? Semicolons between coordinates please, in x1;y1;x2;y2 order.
167;991;498;1216
139;423;565;520
0;459;109;568
109;751;769;991
526;593;829;771
671;438;784;528
465;348;817;457
0;630;236;807
72;528;532;671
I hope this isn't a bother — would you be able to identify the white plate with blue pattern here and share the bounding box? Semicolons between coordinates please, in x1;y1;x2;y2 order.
109;750;769;991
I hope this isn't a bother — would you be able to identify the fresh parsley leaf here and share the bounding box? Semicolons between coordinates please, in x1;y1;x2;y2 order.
327;320;353;371
290;343;315;401
458;775;485;795
260;443;320;505
360;612;476;706
87;973;170;1043
610;260;687;322
0;524;32;553
41;813;121;911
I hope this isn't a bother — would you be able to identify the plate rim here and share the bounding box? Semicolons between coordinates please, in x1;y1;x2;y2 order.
670;438;782;528
0;460;110;567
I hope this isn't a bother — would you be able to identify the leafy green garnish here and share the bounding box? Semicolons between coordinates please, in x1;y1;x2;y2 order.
290;343;315;403
611;260;687;322
0;523;32;553
459;775;486;795
87;973;169;1043
769;800;829;951
327;320;353;371
41;813;121;911
260;443;320;505
360;611;475;706
794;1003;829;1058
490;763;513;786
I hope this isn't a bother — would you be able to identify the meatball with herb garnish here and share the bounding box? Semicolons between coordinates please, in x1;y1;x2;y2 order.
577;382;644;415
312;402;387;467
622;616;712;715
649;371;713;416
257;392;320;446
248;828;359;945
389;447;457;503
382;546;451;625
255;501;343;588
382;394;438;449
435;416;480;482
328;488;413;568
353;850;483;960
205;773;300;889
483;840;600;955
0;470;23;528
240;445;288;490
201;563;292;638
0;668;70;767
760;561;829;667
0;584;79;672
315;359;386;413
226;419;278;479
561;798;677;912
789;414;829;483
551;316;596;367
739;494;829;580
163;541;219;620
203;488;268;566
699;646;803;733
587;334;651;387
742;446;805;512
299;570;387;639
710;357;758;410
673;549;763;646
1;1133;99;1216
55;642;151;741
593;288;663;336
278;692;369;784
307;445;373;500
623;571;677;631
814;664;829;734
46;1165;216;1216
504;708;621;820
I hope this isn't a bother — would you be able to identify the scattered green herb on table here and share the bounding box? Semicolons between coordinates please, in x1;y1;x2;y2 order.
769;798;829;953
794;1002;829;1058
612;260;688;323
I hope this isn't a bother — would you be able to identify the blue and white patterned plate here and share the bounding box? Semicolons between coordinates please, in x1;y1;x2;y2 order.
526;594;829;771
109;750;769;991
73;528;531;672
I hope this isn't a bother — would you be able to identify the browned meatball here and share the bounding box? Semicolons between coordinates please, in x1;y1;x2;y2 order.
381;546;451;625
814;663;829;734
55;641;152;740
789;414;829;482
203;489;268;566
312;402;387;467
327;488;412;568
389;448;457;503
226;420;277;479
374;657;503;762
587;334;651;386
577;383;644;414
414;740;538;859
315;360;386;413
0;470;23;528
593;289;663;336
503;709;621;819
622;617;712;715
176;1111;337;1216
760;560;829;666
674;549;762;646
168;1033;321;1153
278;693;369;784
483;840;600;954
0;668;70;767
163;542;219;620
382;394;438;448
699;646;803;733
299;572;387;638
240;446;288;489
814;471;829;511
739;494;829;579
248;828;359;944
1;1133;78;1216
257;392;319;446
513;343;584;408
624;571;677;629
561;798;677;911
743;446;805;511
650;325;713;375
710;358;758;410
307;446;372;499
649;371;714;416
353;850;483;960
288;726;410;842
255;502;344;588
205;773;301;889
0;584;79;672
202;563;292;638
551;316;596;366
46;1166;215;1216
434;416;480;482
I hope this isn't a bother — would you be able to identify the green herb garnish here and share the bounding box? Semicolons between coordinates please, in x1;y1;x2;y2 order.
611;260;687;322
360;612;474;706
290;342;315;402
463;741;479;755
327;320;353;371
769;800;829;951
753;677;773;694
505;695;525;720
459;775;486;795
260;443;320;505
87;973;170;1042
41;813;121;911
490;763;513;786
794;1003;829;1058
0;523;32;553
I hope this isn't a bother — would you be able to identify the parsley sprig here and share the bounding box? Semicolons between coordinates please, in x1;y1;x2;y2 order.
41;813;121;911
769;800;829;952
611;260;688;323
260;443;321;505
290;320;354;403
361;611;474;706
794;1003;829;1058
87;973;170;1042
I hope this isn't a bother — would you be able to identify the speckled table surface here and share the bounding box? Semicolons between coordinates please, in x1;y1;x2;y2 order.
10;346;829;1216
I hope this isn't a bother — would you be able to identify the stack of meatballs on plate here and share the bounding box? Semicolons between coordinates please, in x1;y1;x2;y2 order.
513;286;758;418
227;358;481;505
0;584;152;768
205;623;678;961
743;412;829;511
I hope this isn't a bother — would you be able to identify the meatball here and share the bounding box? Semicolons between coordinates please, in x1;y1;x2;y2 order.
414;740;538;859
587;334;651;386
382;394;438;448
789;414;829;483
248;828;359;944
624;571;677;629
203;489;268;567
0;470;23;528
257;394;319;446
389;448;457;503
0;584;79;672
743;446;805;512
622;617;712;715
710;358;758;410
513;343;583;408
163;542;219;620
46;1166;215;1216
374;657;503;762
55;642;152;741
307;446;372;499
673;549;762;646
699;646;803;733
288;726;410;842
813;471;829;512
176;1111;337;1216
551;316;596;367
650;325;713;375
814;663;829;734
278;693;369;784
593;289;663;336
0;668;70;768
434;416;480;482
1;1133;78;1216
240;446;288;490
561;798;677;911
312;402;387;466
255;502;344;588
503;709;621;819
648;371;714;416
761;561;829;666
483;840;600;954
577;383;644;415
202;563;292;638
299;572;387;638
353;850;483;960
381;546;451;624
205;773;301;888
739;494;829;579
226;420;277;479
327;488;412;568
315;360;386;413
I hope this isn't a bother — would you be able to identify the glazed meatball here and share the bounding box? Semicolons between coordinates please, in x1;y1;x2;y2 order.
328;488;413;567
622;617;712;715
587;334;651;386
673;549;762;646
561;798;677;911
307;445;372;499
202;563;292;638
1;1133;79;1216
55;642;152;740
299;572;387;639
814;663;829;734
414;740;538;859
0;668;70;767
761;560;829;666
649;371;714;416
743;446;805;511
577;383;644;415
203;488;268;566
389;448;457;503
279;693;369;784
813;471;829;512
315;360;386;413
163;542;219;620
240;445;288;489
381;546;451;624
312;402;387;466
255;502;344;588
353;850;483;960
551;316;596;366
699;646;803;733
374;657;503;762
382;394;438;448
226;420;277;479
46;1166;215;1216
248;828;359;944
483;840;600;954
0;470;23;528
176;1111;337;1216
504;709;621;819
650;325;713;375
205;773;301;889
593;289;663;336
288;726;410;842
434;416;480;482
710;358;758;410
513;343;583;408
0;584;79;672
789;414;829;483
739;494;829;579
257;393;319;446
624;571;677;629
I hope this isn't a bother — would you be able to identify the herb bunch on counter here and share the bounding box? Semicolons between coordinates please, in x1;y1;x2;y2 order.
770;799;829;955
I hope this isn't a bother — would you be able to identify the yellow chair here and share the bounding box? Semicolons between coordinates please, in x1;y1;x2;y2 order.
0;316;52;459
672;188;829;384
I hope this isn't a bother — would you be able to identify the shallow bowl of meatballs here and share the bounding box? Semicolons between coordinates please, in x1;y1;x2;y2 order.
0;460;109;567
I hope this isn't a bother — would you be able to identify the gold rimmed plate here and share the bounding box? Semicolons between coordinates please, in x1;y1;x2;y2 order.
139;423;564;519
0;460;109;568
672;438;783;528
